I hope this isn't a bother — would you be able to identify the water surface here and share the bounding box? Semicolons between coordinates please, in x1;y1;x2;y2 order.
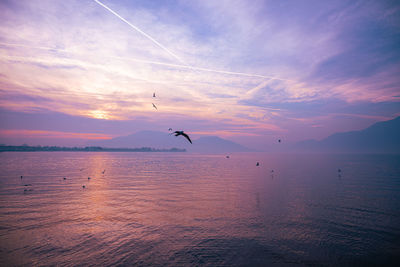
0;152;399;266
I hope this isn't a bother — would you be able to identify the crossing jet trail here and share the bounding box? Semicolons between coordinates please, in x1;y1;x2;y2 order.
0;42;292;82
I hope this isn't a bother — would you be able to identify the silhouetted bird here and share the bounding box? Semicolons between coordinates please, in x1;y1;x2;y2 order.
168;128;173;131
82;185;86;189
226;155;230;158
152;103;158;110
153;92;156;97
24;184;32;186
278;139;281;143
338;169;342;173
271;170;274;173
256;162;260;166
63;177;67;180
102;170;105;174
88;177;91;180
173;131;192;144
20;176;23;179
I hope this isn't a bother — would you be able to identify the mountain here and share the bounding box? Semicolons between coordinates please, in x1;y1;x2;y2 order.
87;131;252;153
190;136;252;153
294;116;400;153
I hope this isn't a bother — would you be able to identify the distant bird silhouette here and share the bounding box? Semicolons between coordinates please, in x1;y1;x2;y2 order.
102;170;105;174
256;162;260;166
338;169;342;173
152;103;158;110
271;170;274;173
63;177;67;180
88;177;91;180
24;184;32;186
173;131;192;144
226;155;230;158
153;92;156;97
278;139;281;143
82;185;86;189
20;175;23;179
168;128;173;131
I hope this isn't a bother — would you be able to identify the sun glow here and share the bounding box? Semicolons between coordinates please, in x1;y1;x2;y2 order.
88;110;111;120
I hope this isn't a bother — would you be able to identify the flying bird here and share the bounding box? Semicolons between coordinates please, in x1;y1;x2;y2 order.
153;92;156;97
256;162;260;166
173;131;192;144
102;170;106;174
278;139;281;143
168;128;173;131
152;103;158;110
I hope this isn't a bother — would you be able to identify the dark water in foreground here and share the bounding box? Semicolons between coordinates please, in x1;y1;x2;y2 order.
0;152;399;266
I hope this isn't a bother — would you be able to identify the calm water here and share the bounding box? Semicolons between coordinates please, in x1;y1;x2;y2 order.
0;152;399;266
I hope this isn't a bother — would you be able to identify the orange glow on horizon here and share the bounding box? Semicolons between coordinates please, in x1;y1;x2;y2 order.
0;129;113;140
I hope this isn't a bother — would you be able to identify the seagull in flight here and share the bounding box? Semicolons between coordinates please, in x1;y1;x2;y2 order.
152;103;158;110
173;131;192;144
168;128;173;131
153;92;156;97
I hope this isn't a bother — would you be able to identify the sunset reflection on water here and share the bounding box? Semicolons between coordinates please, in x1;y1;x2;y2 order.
0;152;399;266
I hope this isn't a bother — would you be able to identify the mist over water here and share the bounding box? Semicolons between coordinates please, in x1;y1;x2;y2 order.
0;152;399;266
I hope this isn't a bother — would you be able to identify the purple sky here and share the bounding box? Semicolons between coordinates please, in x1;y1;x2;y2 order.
0;0;399;149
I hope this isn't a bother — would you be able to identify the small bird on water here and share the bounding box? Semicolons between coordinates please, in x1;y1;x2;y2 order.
173;131;192;144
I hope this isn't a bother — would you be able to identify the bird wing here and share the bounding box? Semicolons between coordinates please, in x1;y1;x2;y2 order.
152;103;157;109
181;132;192;144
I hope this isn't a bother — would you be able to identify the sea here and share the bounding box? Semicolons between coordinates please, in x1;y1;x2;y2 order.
0;152;399;266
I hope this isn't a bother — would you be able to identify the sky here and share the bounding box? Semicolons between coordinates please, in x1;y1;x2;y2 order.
0;0;399;149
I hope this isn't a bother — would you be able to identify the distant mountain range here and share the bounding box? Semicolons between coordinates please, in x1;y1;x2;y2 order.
87;117;399;154
87;131;252;153
293;116;400;153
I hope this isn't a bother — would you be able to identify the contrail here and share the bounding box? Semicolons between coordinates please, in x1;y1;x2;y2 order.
93;0;187;66
115;56;292;81
0;42;291;81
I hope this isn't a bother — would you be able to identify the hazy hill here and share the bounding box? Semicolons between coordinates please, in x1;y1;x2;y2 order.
88;131;252;153
294;116;400;153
